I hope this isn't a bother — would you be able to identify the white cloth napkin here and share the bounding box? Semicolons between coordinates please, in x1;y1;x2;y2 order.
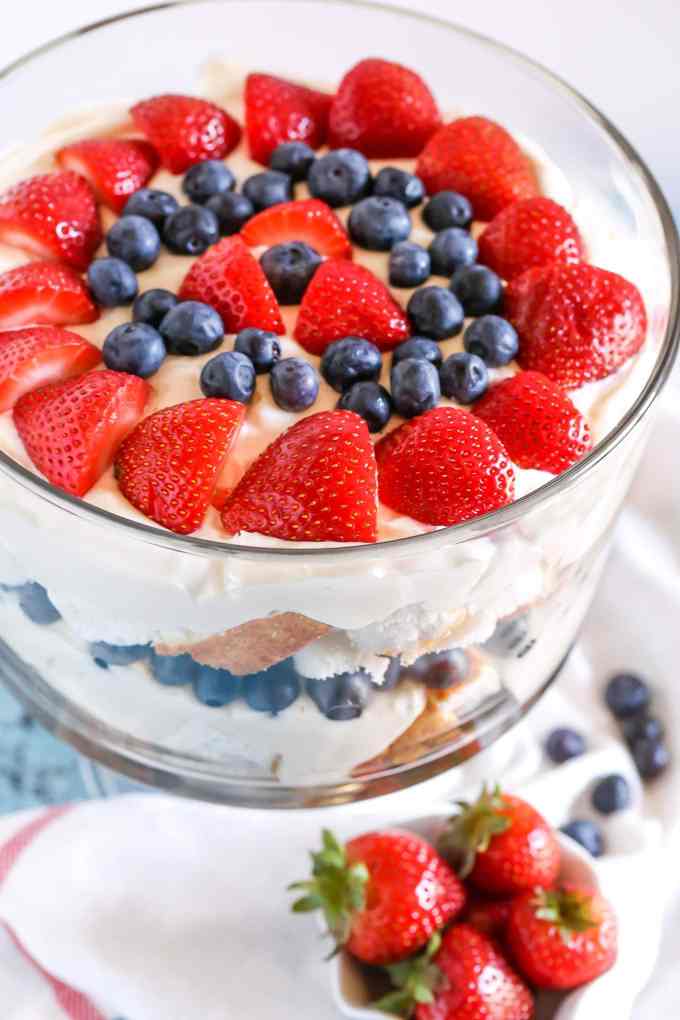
0;392;679;1020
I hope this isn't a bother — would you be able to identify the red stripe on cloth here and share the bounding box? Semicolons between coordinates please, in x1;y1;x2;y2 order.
0;805;107;1020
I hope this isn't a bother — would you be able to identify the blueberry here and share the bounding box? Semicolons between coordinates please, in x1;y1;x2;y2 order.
102;322;166;378
200;350;255;403
306;671;373;720
243;659;301;715
338;381;392;433
389;241;431;288
423;191;473;231
379;658;403;690
392;337;442;370
604;673;651;718
450;265;503;317
89;642;150;667
428;228;478;277
631;737;671;779
270;141;316;181
270;357;319;412
87;257;138;307
234;328;281;374
391;357;441;418
205;191;254;235
193;665;242;707
320;336;382;393
407;286;464;340
545;727;586;764
133;288;178;328
622;714;664;745
485;613;531;657
149;651;198;686
591;773;632;815
560;820;605;858
411;649;469;689
163;205;220;255
348;196;411;251
123;188;179;229
106;214;161;271
182;159;235;204
159;300;224;356
463;315;518;367
440;352;489;404
260;241;321;304
373;167;425;208
242;170;292;211
17;582;60;625
307;149;371;208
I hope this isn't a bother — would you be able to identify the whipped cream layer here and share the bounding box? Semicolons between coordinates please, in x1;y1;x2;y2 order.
0;65;666;676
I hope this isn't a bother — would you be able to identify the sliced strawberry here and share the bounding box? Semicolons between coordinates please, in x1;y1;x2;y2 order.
328;57;441;157
376;406;515;526
13;369;149;497
178;236;284;334
474;371;592;474
241;199;351;258
294;260;410;355
0;326;101;412
56;138;159;213
506;262;647;388
0;262;98;328
130;94;241;173
478;197;585;281
245;73;331;166
416;116;539;221
115;399;245;535
0;171;102;270
221;410;378;543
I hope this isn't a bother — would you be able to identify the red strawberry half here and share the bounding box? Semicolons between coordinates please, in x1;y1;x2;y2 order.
14;369;149;497
328;58;441;158
294;260;409;354
507;884;618;990
245;73;331;165
437;784;560;896
478;196;585;280
375;407;515;527
290;828;465;965
115;398;245;535
179;235;284;334
416;116;539;221
131;94;241;173
222;410;378;543
0;261;98;328
241;198;351;258
0;171;102;270
0;326;101;412
56;138;159;213
507;262;647;388
474;371;593;474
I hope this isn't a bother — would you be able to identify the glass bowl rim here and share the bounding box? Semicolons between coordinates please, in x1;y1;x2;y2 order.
0;0;677;563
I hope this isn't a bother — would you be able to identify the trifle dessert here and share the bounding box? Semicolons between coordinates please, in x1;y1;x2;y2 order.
0;49;671;799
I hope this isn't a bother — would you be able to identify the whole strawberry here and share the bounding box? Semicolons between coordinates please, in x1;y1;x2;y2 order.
328;58;441;157
290;828;465;965
507;883;618;989
416;117;538;221
506;262;647;388
474;371;593;474
375;407;515;526
463;895;513;942
437;785;560;896
478;196;584;281
374;925;533;1020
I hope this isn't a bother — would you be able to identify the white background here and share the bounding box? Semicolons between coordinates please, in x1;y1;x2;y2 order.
1;0;678;217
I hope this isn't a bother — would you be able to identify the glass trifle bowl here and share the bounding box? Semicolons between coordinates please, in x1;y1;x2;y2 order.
0;0;675;807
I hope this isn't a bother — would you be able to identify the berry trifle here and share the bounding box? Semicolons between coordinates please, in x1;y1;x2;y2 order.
0;56;669;796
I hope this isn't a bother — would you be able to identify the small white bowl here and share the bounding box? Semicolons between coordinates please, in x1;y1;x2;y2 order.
328;810;602;1020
